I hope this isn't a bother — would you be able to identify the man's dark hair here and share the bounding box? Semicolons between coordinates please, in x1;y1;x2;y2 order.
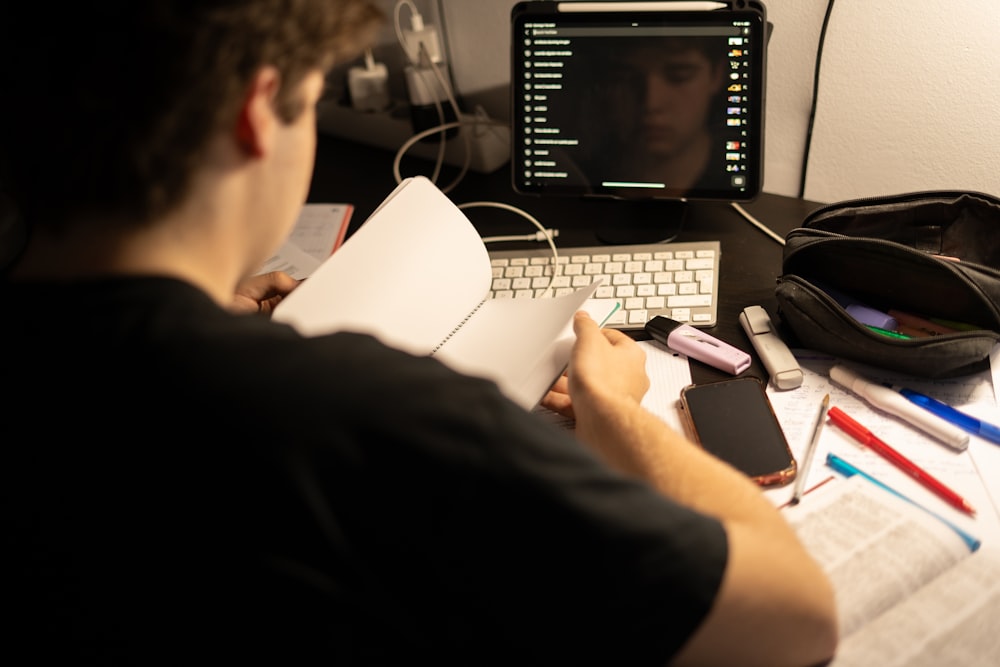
0;0;382;234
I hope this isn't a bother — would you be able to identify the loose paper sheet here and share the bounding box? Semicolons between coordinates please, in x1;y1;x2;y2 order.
766;350;1000;549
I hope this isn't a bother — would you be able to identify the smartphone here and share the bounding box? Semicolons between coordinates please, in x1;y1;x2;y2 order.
679;377;797;487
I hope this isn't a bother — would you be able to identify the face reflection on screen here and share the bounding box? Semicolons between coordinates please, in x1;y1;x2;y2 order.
582;37;727;195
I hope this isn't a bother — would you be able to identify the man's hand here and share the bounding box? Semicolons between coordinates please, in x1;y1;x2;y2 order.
540;311;648;419
230;271;301;315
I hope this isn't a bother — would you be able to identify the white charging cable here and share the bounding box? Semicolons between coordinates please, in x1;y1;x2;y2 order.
392;0;471;189
458;200;561;298
730;202;786;245
392;113;507;194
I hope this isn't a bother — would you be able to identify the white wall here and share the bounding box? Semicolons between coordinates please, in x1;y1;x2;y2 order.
359;1;1000;204
799;0;1000;203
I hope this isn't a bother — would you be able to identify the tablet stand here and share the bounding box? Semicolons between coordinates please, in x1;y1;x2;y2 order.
594;199;689;245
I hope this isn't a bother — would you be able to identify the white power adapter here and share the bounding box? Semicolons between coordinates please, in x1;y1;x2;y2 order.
401;12;443;66
403;61;451;107
400;16;457;139
348;48;390;112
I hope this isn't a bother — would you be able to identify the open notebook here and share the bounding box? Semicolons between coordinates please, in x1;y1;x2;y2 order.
273;176;618;409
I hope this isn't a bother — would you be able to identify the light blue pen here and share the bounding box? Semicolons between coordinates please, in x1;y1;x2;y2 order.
825;453;981;552
894;387;1000;447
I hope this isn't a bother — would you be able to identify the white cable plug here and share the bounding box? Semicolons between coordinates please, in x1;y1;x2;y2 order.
480;228;560;244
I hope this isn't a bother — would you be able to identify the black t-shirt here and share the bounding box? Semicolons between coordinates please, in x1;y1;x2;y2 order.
2;276;727;665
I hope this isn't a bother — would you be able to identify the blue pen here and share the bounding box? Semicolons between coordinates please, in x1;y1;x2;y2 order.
825;453;981;552
894;387;1000;447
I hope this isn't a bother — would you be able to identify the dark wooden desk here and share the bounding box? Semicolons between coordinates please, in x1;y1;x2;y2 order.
308;133;825;385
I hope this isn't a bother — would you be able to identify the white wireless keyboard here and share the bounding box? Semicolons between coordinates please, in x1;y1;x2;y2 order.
488;240;720;329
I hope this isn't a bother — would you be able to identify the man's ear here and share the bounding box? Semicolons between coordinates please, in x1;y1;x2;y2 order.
235;67;281;157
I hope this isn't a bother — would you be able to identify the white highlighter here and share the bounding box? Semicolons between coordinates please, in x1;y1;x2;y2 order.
739;306;803;390
829;364;969;451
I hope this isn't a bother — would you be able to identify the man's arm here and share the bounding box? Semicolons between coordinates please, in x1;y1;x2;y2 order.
551;312;838;667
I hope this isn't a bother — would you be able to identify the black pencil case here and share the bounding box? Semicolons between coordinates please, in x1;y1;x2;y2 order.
774;190;1000;378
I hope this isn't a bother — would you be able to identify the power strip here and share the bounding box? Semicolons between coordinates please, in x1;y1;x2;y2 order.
316;100;511;174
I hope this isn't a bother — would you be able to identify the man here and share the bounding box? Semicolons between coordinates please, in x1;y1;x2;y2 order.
0;1;837;664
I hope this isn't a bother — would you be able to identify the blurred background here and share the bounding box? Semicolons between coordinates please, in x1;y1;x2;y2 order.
321;0;999;204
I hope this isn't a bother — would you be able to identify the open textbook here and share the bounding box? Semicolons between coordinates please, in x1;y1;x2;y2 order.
784;475;1000;665
258;203;354;279
273;176;618;410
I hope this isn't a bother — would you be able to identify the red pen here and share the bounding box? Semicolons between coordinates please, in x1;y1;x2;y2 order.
827;406;976;516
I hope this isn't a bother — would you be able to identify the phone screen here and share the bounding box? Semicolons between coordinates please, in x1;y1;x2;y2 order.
680;377;797;487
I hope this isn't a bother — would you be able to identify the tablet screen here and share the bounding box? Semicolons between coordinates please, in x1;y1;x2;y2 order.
511;1;767;202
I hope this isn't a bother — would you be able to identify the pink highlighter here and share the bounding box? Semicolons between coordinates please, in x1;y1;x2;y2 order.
645;316;752;375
